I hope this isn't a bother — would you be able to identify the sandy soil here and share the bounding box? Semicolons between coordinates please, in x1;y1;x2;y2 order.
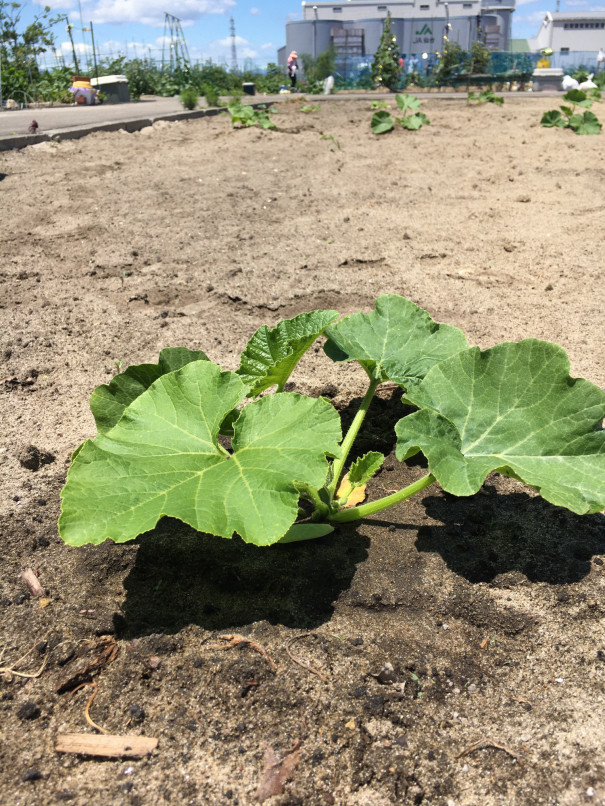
1;94;604;806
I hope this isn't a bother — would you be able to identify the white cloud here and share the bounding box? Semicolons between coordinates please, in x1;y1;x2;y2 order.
197;34;259;61
250;7;261;14
36;0;235;27
514;8;549;24
57;40;94;57
260;42;275;50
515;0;543;7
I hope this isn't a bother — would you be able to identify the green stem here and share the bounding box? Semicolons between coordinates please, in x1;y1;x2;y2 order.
300;484;330;519
328;377;379;497
330;473;435;523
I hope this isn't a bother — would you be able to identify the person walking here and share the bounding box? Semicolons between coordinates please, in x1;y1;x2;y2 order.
287;51;299;90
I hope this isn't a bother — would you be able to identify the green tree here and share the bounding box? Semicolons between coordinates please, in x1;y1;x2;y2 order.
434;42;464;83
371;13;402;90
0;2;58;101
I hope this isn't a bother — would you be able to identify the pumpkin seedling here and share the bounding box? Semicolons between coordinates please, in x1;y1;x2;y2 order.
59;295;605;551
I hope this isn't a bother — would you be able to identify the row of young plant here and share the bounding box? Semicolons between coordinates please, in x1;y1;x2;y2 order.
59;295;605;550
369;88;602;136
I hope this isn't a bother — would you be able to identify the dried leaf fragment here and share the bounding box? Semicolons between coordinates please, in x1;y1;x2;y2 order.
336;473;367;508
256;740;301;802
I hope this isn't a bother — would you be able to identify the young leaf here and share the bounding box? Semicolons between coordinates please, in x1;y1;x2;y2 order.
324;295;468;387
563;89;590;105
348;451;385;487
90;347;209;433
574;111;602;135
396;93;421;111
371;110;394;134
395;340;605;515
59;361;342;547
399;113;424;130
236;309;339;396
540;110;565;128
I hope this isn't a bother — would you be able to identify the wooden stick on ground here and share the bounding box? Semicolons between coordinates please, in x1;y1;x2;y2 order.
55;733;158;758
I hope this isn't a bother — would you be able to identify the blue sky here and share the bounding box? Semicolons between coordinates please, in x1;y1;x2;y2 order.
18;0;605;69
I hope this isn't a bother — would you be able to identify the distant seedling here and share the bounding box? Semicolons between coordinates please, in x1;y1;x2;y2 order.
541;89;602;135
371;93;430;134
228;101;277;130
467;89;504;106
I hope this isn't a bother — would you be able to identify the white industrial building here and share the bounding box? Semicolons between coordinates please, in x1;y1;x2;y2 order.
529;11;605;53
278;0;515;68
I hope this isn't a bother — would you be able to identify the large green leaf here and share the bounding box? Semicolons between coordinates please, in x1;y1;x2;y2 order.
60;361;342;547
324;295;469;387
541;110;565;128
399;113;424;130
236;309;339;396
395;340;605;514
371;110;394;134
563;89;592;108
573;111;602;135
90;347;209;434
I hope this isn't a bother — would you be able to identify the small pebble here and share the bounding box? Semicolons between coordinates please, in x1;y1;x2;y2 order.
586;787;595;797
22;768;43;782
17;702;41;720
128;704;145;723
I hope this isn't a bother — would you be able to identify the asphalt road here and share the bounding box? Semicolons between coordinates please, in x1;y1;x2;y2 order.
0;96;190;138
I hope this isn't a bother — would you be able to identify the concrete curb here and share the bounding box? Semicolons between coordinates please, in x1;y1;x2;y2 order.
0;104;264;152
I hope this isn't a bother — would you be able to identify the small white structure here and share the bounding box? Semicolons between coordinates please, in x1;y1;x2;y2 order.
529;11;605;53
532;67;564;91
90;75;130;104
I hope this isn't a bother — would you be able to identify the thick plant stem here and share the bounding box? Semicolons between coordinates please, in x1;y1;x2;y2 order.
328;378;379;497
330;473;435;523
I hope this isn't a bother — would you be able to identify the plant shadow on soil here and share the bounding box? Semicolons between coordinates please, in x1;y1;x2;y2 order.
115;389;408;639
383;487;605;586
116;522;370;638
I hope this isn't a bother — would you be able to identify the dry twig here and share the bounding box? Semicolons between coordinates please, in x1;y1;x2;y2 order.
66;681;109;734
0;639;49;679
457;739;524;765
285;633;329;683
207;634;277;671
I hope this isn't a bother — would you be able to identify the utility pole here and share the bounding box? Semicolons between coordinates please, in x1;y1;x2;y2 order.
89;21;99;83
230;16;238;72
65;16;80;75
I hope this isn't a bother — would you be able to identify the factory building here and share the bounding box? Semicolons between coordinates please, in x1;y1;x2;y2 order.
528;11;605;53
278;0;515;68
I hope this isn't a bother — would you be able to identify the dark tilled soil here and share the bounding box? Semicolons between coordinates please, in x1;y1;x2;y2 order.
1;95;604;806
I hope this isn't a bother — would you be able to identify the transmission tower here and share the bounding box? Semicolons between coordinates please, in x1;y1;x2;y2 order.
230;16;238;72
162;13;191;71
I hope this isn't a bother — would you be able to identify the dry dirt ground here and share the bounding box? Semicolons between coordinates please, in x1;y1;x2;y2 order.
1;94;604;806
